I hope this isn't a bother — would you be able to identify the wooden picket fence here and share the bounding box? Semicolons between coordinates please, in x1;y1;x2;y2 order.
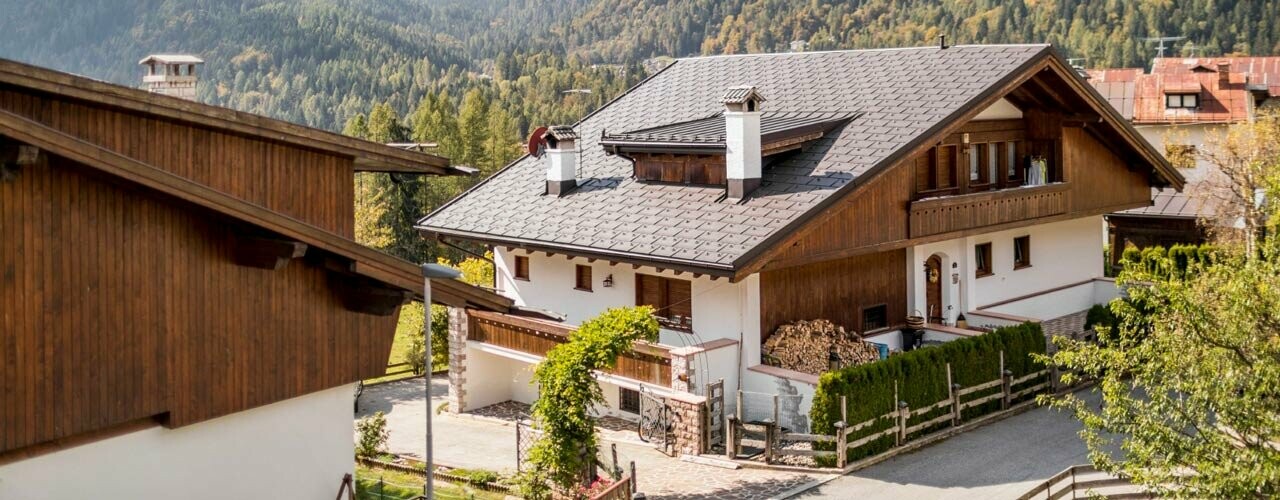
730;352;1055;467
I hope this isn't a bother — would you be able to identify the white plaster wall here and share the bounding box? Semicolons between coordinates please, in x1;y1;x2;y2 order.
463;345;521;409
493;249;757;388
910;216;1106;323
741;368;816;430
1135;122;1223;182
689;345;740;413
0;384;355;500
985;278;1121;321
973;98;1024;121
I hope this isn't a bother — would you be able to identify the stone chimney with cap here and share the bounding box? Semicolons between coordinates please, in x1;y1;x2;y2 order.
543;125;578;196
139;54;204;100
721;85;766;199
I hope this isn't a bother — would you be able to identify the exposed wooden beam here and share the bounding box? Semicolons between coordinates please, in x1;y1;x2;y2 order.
231;236;307;270
332;277;413;316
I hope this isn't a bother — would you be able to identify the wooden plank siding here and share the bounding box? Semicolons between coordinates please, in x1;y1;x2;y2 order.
0;156;399;455
759;249;907;340
909;183;1069;237
0;156;398;454
769;161;914;263
0;86;354;237
467;310;673;386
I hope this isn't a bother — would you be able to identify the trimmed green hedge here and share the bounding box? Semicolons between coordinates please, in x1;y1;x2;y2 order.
1119;243;1218;279
810;323;1046;464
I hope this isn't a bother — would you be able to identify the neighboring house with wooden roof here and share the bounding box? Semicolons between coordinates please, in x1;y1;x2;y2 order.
0;57;513;499
419;44;1180;440
1088;57;1277;263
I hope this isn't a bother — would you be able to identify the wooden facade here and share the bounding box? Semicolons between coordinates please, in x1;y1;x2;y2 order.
631;152;726;185
0;61;513;458
759;250;907;339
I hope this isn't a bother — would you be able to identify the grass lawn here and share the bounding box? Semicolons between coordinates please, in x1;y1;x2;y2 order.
354;463;507;500
362;303;445;385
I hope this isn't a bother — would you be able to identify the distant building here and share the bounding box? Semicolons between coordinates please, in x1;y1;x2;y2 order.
1088;57;1279;263
139;54;204;100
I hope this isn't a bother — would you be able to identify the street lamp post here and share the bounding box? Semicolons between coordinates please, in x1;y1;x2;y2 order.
421;263;461;500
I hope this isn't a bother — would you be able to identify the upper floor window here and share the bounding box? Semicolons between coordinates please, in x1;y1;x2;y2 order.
575;264;593;291
635;274;692;331
1166;93;1199;109
1013;236;1032;269
514;255;530;281
975;242;993;278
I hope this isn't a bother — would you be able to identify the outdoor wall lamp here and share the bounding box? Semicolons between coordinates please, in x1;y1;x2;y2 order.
603;274;614;287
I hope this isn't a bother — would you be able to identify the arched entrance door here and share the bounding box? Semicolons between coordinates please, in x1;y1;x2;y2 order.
925;255;943;323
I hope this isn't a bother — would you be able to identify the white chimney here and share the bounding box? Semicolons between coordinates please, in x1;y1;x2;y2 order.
139;54;204;101
721;86;766;199
543;126;578;196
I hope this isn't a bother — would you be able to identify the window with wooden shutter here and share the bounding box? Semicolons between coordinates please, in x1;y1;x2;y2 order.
635;274;693;331
514;255;530;281
975;243;993;277
575;264;592;291
1013;236;1031;269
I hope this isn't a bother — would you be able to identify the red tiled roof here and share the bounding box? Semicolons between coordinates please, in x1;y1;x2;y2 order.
1088;57;1277;125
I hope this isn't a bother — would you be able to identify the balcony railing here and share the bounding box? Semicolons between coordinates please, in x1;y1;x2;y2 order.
909;182;1069;238
467;309;673;386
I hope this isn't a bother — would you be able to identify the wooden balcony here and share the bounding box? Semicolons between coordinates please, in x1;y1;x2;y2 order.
909;182;1069;238
467;309;673;386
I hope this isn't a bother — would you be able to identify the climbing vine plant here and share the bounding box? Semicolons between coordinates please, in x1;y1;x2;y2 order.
518;307;659;499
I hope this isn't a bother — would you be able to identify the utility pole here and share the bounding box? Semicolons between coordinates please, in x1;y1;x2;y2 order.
421;263;462;499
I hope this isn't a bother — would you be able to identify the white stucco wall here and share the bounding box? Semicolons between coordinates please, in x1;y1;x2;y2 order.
1135;122;1224;182
910;216;1106;323
493;249;754;352
0;384;356;500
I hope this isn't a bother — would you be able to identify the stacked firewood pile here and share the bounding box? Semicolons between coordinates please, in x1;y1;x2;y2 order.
762;319;881;375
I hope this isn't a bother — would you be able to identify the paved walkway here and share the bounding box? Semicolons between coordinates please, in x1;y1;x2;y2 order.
793;389;1104;499
356;376;824;499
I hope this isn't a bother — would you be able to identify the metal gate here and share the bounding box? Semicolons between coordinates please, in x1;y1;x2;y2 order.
704;379;725;453
637;386;670;446
515;419;541;473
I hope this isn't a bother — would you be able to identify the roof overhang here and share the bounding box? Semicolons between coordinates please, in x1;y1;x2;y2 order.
0;58;464;176
0;108;513;312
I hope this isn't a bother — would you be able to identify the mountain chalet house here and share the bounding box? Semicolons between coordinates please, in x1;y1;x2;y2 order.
1089;57;1280;261
421;44;1183;445
0;58;514;498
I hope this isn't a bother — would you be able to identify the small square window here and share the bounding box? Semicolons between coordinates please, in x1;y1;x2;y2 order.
862;304;888;332
619;387;640;414
514;255;530;281
1014;236;1031;269
1166;93;1199;109
575;264;592;291
975;243;993;277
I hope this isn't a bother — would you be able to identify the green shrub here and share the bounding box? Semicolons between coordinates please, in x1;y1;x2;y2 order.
1084;304;1117;332
356;412;390;459
810;323;1046;465
450;467;501;484
1120;246;1142;265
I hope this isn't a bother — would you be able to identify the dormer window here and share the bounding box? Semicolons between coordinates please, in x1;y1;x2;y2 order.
1166;93;1199;109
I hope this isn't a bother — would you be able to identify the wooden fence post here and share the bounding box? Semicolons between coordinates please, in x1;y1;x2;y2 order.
946;363;960;426
1049;365;1060;393
773;394;780;429
763;421;776;464
840;395;848;425
611;443;620;479
725;415;737;459
897;400;910;446
835;421;847;469
1000;351;1011;410
630;460;637;494
893;380;902;446
736;390;743;420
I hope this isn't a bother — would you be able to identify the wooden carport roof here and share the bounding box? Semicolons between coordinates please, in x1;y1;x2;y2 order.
0;58;465;175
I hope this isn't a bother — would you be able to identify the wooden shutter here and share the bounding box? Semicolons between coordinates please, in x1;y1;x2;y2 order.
575;264;592;290
636;274;663;310
667;278;692;322
514;256;529;280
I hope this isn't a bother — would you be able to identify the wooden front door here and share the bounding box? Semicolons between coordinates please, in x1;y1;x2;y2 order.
925;255;943;323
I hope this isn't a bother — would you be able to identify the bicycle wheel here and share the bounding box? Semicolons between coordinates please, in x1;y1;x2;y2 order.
638;416;656;443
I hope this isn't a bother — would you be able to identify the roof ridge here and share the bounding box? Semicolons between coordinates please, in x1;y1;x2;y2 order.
676;43;1051;62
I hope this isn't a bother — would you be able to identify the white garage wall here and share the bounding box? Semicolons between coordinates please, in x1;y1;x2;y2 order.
0;384;355;500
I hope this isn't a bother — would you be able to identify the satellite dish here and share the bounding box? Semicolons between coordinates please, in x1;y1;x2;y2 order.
527;126;549;158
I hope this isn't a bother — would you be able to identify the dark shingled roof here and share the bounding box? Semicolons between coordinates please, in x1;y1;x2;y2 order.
420;44;1054;272
720;85;767;104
